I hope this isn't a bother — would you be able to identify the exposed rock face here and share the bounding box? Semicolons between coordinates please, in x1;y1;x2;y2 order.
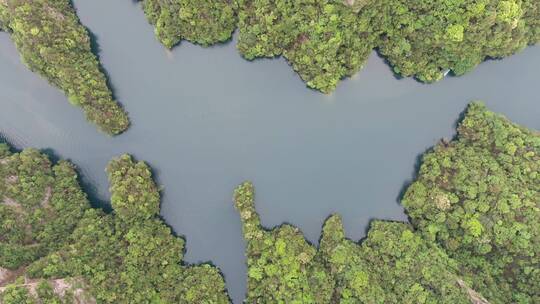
0;266;25;289
0;276;96;304
0;268;12;285
343;0;371;12
40;186;52;208
52;279;96;304
44;3;66;21
457;279;491;304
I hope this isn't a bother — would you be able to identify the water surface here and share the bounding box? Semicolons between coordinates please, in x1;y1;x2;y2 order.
0;1;539;302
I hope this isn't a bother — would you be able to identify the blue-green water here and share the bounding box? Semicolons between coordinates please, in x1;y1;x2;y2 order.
0;1;539;302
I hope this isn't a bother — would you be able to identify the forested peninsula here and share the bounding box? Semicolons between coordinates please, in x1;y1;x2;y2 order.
0;0;129;135
1;102;538;303
141;0;540;93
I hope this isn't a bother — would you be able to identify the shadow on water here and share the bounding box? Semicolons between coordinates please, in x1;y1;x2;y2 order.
80;177;112;212
86;30;124;105
373;47;406;81
42;147;112;212
40;148;61;164
395;147;430;209
70;0;126;109
0;134;21;154
0;137;112;211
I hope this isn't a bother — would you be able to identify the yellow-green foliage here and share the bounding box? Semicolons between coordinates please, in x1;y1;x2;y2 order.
106;155;160;222
141;0;237;48
237;0;374;93
140;0;539;93
320;216;473;303
0;0;129;135
373;0;538;82
403;102;540;303
27;155;229;303
234;182;334;303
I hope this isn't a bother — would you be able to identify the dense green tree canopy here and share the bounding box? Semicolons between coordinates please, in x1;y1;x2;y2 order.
402;102;540;303
141;0;237;48
320;217;478;304
373;0;539;82
0;0;129;135
140;0;540;93
234;182;334;303
237;0;374;93
0;146;89;269
0;148;229;303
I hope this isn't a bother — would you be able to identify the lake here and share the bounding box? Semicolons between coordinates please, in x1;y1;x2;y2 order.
0;1;539;302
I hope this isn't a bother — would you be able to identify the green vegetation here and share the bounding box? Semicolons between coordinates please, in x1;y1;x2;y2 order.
140;0;237;48
233;102;538;303
0;0;129;135
234;182;477;303
140;0;539;93
402;102;540;303
0;147;228;303
320;217;476;304
233;182;334;303
0;147;89;269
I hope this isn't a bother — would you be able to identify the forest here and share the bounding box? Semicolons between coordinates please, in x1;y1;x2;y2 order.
0;0;129;135
141;0;540;93
1;102;538;303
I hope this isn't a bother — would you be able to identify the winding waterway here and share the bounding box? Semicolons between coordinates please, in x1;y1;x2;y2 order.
0;1;539;302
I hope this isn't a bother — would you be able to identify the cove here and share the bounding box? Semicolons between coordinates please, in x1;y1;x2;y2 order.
0;0;539;302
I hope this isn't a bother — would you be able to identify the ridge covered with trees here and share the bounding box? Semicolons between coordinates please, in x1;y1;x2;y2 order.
0;0;129;135
140;0;540;93
0;147;228;303
140;0;237;49
1;103;538;303
402;102;540;303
